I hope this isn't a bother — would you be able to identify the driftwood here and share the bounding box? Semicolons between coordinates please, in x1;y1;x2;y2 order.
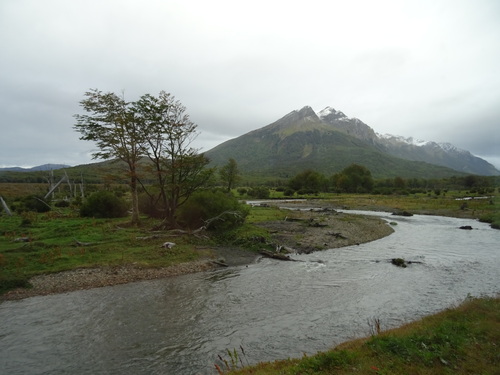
309;222;328;227
74;239;95;246
259;249;296;261
0;196;12;216
211;259;229;267
151;210;244;235
327;231;347;239
13;237;31;243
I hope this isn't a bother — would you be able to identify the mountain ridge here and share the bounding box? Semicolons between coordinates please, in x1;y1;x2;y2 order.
0;164;70;172
316;106;499;176
204;106;499;179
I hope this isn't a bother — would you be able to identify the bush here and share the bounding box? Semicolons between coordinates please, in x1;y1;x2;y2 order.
138;191;164;218
14;195;52;213
237;187;248;196
176;190;249;231
80;191;128;218
54;200;70;208
247;187;270;199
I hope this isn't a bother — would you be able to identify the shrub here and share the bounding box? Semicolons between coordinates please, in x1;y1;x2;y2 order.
80;191;128;218
237;188;248;196
176;190;249;231
54;200;70;208
247;187;270;199
14;195;52;213
138;191;164;218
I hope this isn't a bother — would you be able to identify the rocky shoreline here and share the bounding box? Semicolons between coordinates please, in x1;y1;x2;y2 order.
1;203;393;302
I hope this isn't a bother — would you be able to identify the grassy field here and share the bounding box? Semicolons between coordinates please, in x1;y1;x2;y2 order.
0;211;215;294
220;296;499;375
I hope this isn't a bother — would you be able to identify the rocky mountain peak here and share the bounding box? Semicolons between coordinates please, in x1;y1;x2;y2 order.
317;106;347;121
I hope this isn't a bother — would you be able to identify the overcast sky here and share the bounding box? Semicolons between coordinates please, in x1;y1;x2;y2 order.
1;0;499;170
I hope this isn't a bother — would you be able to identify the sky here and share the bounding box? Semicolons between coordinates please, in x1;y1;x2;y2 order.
1;0;499;170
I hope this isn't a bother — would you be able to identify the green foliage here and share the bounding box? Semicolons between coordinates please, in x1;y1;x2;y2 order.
332;164;374;193
220;158;241;192
288;169;328;193
14;195;52;213
296;350;356;373
247;187;270;199
236;188;248;196
80;191;128;218
0;277;32;295
176;190;249;230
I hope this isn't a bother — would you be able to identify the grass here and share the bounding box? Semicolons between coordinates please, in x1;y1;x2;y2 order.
224;296;500;375
0;210;212;294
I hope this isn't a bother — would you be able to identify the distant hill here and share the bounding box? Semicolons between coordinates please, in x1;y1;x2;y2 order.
0;164;70;172
204;106;498;180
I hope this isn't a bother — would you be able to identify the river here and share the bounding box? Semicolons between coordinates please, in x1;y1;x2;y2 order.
1;211;499;374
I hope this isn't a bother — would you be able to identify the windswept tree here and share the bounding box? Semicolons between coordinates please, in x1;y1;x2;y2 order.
74;89;212;228
219;158;241;192
74;89;144;224
134;91;213;228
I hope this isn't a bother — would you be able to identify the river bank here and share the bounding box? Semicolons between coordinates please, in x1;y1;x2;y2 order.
1;203;394;301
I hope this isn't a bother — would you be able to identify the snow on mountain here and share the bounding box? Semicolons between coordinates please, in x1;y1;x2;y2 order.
377;133;430;147
376;133;471;154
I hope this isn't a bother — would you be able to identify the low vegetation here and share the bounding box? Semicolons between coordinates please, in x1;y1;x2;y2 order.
221;296;499;375
0;186;252;295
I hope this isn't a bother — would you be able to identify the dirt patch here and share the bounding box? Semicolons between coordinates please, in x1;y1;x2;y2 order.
255;203;394;254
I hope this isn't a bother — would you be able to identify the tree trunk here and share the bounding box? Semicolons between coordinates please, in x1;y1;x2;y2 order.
130;168;140;225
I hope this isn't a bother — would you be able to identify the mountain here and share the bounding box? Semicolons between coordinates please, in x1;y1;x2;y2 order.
0;164;70;172
204;106;472;180
317;107;499;176
374;134;498;176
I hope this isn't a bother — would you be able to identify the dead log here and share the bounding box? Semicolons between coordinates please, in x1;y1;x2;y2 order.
13;237;30;243
211;259;229;267
0;196;12;216
259;249;296;261
309;222;328;227
327;232;347;239
74;239;95;246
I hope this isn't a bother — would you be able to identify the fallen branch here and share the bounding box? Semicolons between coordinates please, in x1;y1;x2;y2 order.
327;232;347;239
13;237;31;243
74;239;95;247
259;249;297;261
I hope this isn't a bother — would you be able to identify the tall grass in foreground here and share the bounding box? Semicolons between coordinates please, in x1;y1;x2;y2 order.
226;296;499;375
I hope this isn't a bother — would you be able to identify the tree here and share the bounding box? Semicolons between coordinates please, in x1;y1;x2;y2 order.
288;169;328;193
134;91;213;228
332;164;374;193
74;89;144;224
219;158;241;192
75;89;213;228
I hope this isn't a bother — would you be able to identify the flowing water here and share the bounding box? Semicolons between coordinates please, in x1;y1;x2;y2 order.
1;211;499;374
